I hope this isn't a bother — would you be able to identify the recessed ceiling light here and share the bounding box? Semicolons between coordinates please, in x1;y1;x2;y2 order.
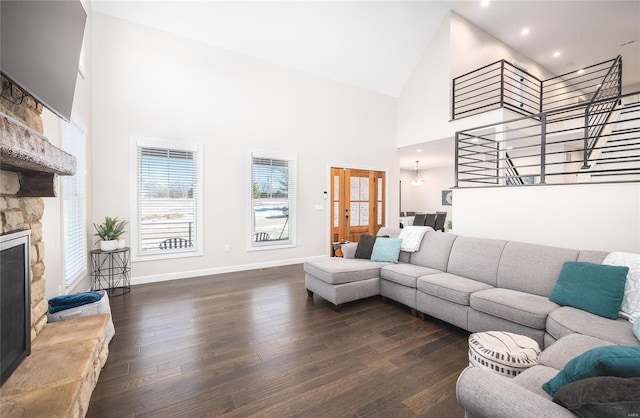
480;0;490;7
553;51;561;58
521;28;530;36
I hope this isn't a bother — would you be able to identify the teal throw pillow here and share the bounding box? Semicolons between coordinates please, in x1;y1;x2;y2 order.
634;320;640;343
549;261;629;319
370;238;402;263
542;345;640;397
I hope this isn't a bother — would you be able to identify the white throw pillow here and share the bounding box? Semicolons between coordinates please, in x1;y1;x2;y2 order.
398;226;432;253
603;251;640;322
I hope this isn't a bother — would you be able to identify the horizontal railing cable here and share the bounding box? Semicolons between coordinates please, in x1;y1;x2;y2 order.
455;90;639;187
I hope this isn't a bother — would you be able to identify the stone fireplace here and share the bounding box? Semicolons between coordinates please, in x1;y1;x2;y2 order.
1;75;75;342
1;77;110;417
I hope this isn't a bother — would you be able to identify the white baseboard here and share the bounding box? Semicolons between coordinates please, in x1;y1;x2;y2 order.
131;254;327;285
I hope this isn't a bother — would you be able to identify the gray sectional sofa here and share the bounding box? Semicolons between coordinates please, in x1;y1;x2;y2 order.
303;227;639;417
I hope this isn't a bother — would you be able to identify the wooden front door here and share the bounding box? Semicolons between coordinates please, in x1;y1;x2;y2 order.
331;167;385;250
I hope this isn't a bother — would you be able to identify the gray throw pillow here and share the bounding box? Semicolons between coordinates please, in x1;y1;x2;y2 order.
354;234;377;259
553;376;640;418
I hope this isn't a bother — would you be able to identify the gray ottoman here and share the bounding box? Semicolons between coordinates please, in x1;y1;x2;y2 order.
303;258;389;310
468;331;540;377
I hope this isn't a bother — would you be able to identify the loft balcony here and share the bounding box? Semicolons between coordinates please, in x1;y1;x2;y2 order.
451;56;640;186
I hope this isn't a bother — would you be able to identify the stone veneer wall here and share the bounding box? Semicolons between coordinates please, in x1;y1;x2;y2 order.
0;173;47;341
1;80;48;341
1;75;44;134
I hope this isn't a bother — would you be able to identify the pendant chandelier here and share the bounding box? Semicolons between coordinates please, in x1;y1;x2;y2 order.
411;160;424;186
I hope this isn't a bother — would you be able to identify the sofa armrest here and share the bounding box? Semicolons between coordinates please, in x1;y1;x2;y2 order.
341;242;358;259
456;367;577;418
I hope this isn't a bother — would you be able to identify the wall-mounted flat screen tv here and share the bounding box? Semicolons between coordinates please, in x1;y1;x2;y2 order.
1;0;87;121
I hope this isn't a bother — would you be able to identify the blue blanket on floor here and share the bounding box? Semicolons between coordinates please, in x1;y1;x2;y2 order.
48;291;102;314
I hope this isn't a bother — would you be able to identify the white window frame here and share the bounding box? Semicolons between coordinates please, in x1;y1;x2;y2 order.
130;137;204;261
61;121;87;289
248;150;297;251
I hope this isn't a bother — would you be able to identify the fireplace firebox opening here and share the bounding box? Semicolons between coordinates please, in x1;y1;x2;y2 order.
0;229;31;386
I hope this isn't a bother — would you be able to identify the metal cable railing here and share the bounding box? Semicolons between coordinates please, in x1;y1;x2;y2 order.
583;56;623;164
452;60;542;120
452;56;622;122
455;91;640;187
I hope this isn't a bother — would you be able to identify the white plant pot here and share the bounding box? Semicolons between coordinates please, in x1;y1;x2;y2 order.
117;238;126;249
100;240;119;251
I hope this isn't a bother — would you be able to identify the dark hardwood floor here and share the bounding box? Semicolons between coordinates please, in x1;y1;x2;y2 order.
87;264;469;418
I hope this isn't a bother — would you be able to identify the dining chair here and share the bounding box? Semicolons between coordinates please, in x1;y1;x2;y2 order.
413;213;426;227
434;212;447;232
424;213;437;229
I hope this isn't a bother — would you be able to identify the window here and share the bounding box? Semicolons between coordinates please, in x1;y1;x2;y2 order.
61;121;87;287
250;152;296;249
131;138;203;260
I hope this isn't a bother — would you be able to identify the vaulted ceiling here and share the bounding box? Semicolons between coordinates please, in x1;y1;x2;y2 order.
93;1;640;97
92;1;640;169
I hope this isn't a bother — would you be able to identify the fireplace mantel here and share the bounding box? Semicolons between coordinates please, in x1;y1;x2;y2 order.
0;111;76;197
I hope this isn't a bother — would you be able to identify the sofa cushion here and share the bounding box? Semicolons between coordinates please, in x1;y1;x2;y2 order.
446;236;507;287
546;306;640;346
553;376;640;418
303;258;388;285
497;241;579;297
370;237;402;263
549;261;628;320
410;231;457;271
380;263;440;288
376;226;401;238
354;234;377;259
512;365;559;399
470;288;559;329
577;250;608;264
418;273;494;305
542;345;640;397
538;334;615;371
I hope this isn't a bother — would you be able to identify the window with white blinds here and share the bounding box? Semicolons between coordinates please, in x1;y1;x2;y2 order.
61;121;87;287
132;138;203;259
250;152;296;248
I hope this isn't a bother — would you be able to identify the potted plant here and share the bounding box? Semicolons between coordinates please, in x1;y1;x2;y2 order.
445;220;453;232
94;216;128;251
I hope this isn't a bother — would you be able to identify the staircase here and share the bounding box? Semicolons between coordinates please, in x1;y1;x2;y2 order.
587;98;640;181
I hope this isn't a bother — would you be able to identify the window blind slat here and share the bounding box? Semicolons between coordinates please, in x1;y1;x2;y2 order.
137;144;199;255
251;154;295;247
62;122;87;286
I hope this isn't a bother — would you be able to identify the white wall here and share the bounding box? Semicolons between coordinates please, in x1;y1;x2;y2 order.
400;165;454;223
91;13;398;283
396;12;557;148
449;13;553;82
396;11;451;148
452;183;640;253
41;1;93;298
